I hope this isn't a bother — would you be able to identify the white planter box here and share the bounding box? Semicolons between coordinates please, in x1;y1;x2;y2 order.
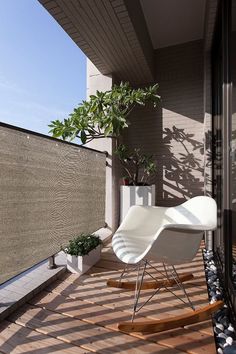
66;245;101;274
120;185;156;222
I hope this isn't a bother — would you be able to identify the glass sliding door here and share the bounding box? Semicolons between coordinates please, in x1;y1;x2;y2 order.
231;0;236;286
213;0;236;313
212;3;224;270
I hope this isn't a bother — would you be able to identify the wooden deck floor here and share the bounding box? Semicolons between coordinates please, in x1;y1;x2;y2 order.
0;245;216;353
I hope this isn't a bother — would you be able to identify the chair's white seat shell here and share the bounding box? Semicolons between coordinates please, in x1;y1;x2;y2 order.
112;196;217;265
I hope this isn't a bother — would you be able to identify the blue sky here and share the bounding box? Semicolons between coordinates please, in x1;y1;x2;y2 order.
0;0;86;135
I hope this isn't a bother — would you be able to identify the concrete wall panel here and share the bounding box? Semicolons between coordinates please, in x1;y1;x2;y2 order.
123;40;205;206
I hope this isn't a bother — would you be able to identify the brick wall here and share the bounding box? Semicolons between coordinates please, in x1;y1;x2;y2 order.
86;59;120;232
123;40;205;206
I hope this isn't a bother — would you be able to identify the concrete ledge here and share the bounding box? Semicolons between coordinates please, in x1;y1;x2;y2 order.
95;227;113;244
0;253;66;321
0;231;113;322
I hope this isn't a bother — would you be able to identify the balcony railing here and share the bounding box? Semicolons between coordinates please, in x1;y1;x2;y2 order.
0;123;106;284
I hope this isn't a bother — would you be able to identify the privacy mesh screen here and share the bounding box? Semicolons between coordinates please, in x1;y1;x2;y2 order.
0;124;106;284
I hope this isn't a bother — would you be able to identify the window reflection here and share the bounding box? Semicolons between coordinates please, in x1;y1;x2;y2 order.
231;0;236;284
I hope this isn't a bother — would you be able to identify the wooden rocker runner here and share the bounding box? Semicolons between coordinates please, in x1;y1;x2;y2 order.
107;272;194;290
107;196;223;333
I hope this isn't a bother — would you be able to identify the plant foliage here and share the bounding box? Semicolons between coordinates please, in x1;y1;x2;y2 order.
116;144;157;185
49;82;160;144
63;233;102;257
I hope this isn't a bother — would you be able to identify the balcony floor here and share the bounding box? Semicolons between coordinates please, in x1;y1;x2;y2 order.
0;244;216;353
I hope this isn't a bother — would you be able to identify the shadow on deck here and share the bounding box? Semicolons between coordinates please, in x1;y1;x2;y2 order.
0;245;216;354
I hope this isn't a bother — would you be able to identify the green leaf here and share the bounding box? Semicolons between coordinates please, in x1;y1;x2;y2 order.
48;82;160;144
63;233;102;256
80;131;87;144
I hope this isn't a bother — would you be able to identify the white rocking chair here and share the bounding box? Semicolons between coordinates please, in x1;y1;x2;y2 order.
107;196;223;333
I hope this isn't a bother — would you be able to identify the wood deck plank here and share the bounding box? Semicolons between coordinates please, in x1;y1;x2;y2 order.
2;245;216;354
45;250;213;329
27;290;215;354
45;273;209;320
142;327;216;354
29;290;187;330
8;305;182;354
0;321;88;354
28;290;143;329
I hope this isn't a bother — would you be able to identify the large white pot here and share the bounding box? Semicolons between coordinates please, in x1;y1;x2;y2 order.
66;245;101;274
120;185;156;222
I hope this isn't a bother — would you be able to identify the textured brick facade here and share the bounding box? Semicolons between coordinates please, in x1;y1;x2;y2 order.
123;40;205;206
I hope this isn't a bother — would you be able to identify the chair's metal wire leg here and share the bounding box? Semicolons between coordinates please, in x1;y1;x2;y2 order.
131;260;147;322
117;263;140;283
135;286;162;314
127;260;195;322
131;263;141;322
146;260;168;278
162;262;195;309
163;262;169;278
118;264;128;284
172;265;195;310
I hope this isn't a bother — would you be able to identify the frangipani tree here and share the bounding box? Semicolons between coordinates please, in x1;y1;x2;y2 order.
49;82;160;144
116;144;157;186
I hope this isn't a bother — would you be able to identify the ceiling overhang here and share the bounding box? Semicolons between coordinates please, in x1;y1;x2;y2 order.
38;0;217;85
140;0;206;49
38;0;155;85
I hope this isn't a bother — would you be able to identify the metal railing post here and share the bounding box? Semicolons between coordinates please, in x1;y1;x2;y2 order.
48;255;57;269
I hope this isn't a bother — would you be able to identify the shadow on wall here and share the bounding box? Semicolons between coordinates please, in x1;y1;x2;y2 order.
204;129;213;195
152;125;212;206
122;115;212;207
121;41;206;207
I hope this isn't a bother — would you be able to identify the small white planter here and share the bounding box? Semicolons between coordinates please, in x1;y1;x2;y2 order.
120;185;156;222
66;245;101;274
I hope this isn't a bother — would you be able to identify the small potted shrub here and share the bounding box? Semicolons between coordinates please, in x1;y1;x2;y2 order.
63;233;102;274
116;144;157;222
